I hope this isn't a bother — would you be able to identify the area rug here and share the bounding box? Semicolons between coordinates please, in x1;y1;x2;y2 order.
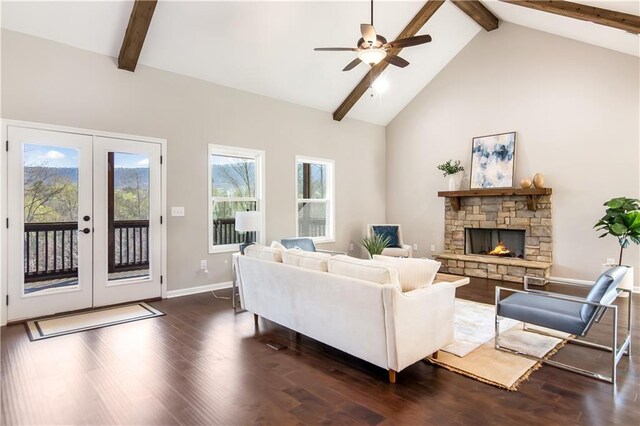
25;302;165;341
427;299;569;391
441;298;519;357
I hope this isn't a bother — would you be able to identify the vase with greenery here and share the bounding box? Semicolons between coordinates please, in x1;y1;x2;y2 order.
360;234;391;258
594;197;640;266
437;160;465;191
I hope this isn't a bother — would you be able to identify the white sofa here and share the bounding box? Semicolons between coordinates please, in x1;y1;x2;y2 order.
236;253;469;383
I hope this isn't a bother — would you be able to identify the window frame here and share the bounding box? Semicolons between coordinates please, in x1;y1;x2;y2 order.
294;155;335;244
208;144;266;254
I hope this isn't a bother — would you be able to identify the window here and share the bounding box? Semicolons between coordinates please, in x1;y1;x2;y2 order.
208;145;265;253
295;156;334;243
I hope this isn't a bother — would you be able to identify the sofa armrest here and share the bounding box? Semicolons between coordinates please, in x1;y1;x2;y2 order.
316;249;347;255
383;283;455;372
401;244;413;258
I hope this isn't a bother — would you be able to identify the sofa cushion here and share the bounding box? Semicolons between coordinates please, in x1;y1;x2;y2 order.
282;249;331;272
270;240;287;250
373;255;441;292
244;244;283;262
328;255;401;289
381;247;411;257
371;225;401;248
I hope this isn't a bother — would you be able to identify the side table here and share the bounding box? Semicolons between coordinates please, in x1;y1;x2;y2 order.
231;252;245;312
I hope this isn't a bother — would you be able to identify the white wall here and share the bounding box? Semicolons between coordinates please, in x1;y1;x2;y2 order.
1;29;386;291
386;23;640;286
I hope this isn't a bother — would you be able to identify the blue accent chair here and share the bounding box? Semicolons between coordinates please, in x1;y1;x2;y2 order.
368;224;413;257
280;238;345;255
495;266;631;384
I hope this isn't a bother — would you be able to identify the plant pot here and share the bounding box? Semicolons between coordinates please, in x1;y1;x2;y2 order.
448;174;461;191
601;264;634;296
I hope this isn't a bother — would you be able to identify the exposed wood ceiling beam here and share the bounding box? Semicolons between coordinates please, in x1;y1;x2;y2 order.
500;0;640;34
118;0;158;72
451;1;499;31
333;0;445;122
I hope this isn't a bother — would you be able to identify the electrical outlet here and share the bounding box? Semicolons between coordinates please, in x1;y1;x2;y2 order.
606;258;616;265
430;244;436;252
349;243;354;251
413;243;418;251
200;260;207;270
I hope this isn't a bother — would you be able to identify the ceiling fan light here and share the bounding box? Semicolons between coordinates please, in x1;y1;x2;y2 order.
358;48;387;65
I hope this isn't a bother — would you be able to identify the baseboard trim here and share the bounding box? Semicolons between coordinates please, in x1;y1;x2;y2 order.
166;281;233;299
549;276;639;294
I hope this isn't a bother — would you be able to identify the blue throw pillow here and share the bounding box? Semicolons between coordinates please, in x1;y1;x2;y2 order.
372;226;400;248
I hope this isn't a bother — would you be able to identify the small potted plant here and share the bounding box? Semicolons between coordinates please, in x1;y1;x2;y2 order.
360;234;391;259
594;196;640;291
437;159;465;191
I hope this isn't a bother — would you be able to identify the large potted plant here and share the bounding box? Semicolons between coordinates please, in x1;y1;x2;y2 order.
360;234;391;259
437;160;465;191
594;197;640;291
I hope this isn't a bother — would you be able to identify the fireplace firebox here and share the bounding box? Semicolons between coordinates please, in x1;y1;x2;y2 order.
465;228;526;259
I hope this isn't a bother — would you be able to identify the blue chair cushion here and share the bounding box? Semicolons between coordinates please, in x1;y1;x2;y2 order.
371;226;400;248
581;266;627;322
280;238;316;252
498;293;588;336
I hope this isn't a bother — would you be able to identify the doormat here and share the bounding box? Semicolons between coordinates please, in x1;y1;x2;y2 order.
25;302;165;341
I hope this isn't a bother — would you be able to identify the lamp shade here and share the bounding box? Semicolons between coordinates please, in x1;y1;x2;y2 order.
235;211;260;232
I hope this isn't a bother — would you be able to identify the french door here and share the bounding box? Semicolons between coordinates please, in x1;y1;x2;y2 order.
7;125;163;321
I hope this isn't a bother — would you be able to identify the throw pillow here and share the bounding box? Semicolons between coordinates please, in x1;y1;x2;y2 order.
373;255;441;292
282;249;331;272
372;225;401;248
244;244;283;263
327;255;401;289
270;240;286;250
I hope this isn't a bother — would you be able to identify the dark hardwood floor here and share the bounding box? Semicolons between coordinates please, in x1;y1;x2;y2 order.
1;278;638;425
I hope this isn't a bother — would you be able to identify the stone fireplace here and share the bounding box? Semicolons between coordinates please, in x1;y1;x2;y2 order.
435;190;552;283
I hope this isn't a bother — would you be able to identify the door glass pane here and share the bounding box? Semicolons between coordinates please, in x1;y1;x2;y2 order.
298;202;327;238
108;152;150;281
23;144;80;294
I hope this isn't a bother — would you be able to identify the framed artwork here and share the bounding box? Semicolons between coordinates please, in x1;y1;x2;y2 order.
470;131;516;189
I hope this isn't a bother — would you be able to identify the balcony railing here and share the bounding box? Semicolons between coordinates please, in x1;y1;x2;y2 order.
211;217;326;246
111;220;149;273
24;220;150;282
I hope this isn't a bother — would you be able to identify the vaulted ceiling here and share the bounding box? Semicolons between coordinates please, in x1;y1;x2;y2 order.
1;1;638;125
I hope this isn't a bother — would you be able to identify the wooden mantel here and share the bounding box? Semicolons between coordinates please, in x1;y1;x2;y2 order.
437;188;552;211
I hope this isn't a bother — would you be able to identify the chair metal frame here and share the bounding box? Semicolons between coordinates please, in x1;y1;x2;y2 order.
494;277;632;384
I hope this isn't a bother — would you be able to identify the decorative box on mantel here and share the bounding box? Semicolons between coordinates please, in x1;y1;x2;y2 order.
435;188;553;283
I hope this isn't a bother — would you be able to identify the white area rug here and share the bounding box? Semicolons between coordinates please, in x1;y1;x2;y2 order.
442;298;519;357
25;302;164;341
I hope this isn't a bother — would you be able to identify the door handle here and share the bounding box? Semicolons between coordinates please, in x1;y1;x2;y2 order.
81;228;91;234
83;215;91;221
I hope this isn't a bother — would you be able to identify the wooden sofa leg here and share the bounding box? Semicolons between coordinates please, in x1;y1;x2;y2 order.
388;370;397;384
254;314;259;326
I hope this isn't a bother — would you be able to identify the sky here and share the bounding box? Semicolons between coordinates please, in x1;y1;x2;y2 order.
23;145;149;168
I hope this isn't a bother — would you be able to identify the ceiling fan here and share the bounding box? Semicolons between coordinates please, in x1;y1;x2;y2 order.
314;0;432;71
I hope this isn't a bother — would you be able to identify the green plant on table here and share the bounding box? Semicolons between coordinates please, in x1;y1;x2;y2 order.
594;197;640;265
360;234;391;258
436;159;464;177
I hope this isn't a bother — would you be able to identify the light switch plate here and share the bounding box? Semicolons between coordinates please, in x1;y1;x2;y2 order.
171;207;185;217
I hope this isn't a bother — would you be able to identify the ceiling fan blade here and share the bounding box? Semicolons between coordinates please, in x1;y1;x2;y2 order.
360;23;377;44
342;57;362;71
314;47;359;52
383;54;410;68
385;34;432;49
